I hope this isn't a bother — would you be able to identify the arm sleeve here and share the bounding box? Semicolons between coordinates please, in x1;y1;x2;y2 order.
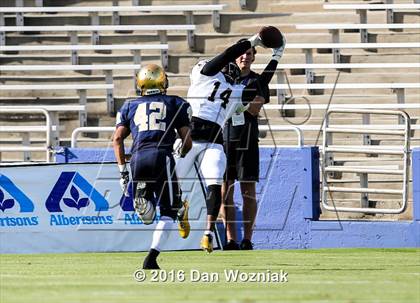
201;40;252;76
258;59;278;88
241;59;278;103
116;101;130;128
262;83;270;104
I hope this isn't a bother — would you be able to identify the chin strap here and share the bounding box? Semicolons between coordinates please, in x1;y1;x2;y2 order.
143;89;162;95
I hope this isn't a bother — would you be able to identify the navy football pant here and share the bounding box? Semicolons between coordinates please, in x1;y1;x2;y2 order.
130;148;182;220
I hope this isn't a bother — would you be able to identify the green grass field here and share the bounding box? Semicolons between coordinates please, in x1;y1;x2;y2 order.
1;248;419;303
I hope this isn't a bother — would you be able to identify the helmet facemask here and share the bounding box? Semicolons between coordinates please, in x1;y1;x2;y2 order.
221;62;241;85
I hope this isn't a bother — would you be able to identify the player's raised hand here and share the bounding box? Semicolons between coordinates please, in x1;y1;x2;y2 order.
120;171;130;197
248;33;265;48
272;33;286;62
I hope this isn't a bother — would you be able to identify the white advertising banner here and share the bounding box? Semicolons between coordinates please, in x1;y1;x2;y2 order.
0;163;213;253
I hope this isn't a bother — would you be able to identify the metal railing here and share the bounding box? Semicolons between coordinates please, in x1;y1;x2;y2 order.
259;125;304;147
70;125;304;148
0;108;52;162
71;127;115;148
321;109;411;214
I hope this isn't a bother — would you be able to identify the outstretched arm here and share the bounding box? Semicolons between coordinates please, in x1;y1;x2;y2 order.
201;33;266;77
253;34;287;90
201;40;252;76
242;34;287;102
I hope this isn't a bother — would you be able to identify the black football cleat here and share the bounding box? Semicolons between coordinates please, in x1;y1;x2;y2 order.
223;240;240;251
240;239;254;250
142;249;160;270
142;257;160;270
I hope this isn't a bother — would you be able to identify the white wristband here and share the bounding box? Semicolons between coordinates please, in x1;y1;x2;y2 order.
118;164;127;173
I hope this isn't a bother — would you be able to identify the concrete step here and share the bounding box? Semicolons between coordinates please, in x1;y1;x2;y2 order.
272;71;420;83
374;32;420;43
0;39;419;68
0;72;191;86
269;1;324;13
166;84;420;97
2;70;419;87
324;190;411;203
4;12;303;34
258;138;420;148
6;92;416;105
3;32;193;52
0;95;106;104
1;0;219;6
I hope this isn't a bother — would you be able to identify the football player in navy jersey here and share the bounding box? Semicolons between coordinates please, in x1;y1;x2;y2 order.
113;64;192;269
176;31;286;253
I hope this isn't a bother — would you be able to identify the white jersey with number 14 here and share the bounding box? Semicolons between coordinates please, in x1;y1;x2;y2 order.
187;61;246;128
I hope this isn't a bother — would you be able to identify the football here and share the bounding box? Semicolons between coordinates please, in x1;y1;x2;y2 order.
259;26;284;48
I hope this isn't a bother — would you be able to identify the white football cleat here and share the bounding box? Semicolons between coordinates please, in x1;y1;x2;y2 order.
133;182;156;225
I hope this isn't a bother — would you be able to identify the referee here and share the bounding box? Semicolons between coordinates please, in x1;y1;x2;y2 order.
221;39;270;250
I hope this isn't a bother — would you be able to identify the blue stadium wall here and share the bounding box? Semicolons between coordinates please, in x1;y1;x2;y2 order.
56;146;420;250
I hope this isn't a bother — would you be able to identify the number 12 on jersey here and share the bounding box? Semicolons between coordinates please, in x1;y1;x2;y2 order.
134;102;167;132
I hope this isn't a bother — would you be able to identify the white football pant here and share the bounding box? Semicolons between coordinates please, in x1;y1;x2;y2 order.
175;141;226;188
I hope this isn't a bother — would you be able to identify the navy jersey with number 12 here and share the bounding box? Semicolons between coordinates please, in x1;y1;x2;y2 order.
116;93;191;153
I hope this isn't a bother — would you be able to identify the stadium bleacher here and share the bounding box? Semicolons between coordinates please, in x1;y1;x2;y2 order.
0;3;419;302
0;0;419;221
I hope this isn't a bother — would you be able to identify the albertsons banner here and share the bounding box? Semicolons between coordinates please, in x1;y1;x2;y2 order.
0;163;210;253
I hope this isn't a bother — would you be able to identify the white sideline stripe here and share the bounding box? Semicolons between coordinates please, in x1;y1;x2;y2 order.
0;84;113;90
263;104;420;110
296;23;420;30
0;25;196;32
252;63;420;70
1;64;143;71
0;44;168;52
324;4;420;10
0;4;227;13
269;83;420;90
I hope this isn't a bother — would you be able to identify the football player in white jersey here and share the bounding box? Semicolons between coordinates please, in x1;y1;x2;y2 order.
176;32;286;253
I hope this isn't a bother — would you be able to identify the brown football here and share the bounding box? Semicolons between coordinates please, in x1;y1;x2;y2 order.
259;26;283;48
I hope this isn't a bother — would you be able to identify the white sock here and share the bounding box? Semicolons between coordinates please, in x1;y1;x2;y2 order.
204;230;213;236
150;216;175;251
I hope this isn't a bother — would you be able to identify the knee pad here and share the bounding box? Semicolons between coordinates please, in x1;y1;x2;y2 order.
206;184;222;217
